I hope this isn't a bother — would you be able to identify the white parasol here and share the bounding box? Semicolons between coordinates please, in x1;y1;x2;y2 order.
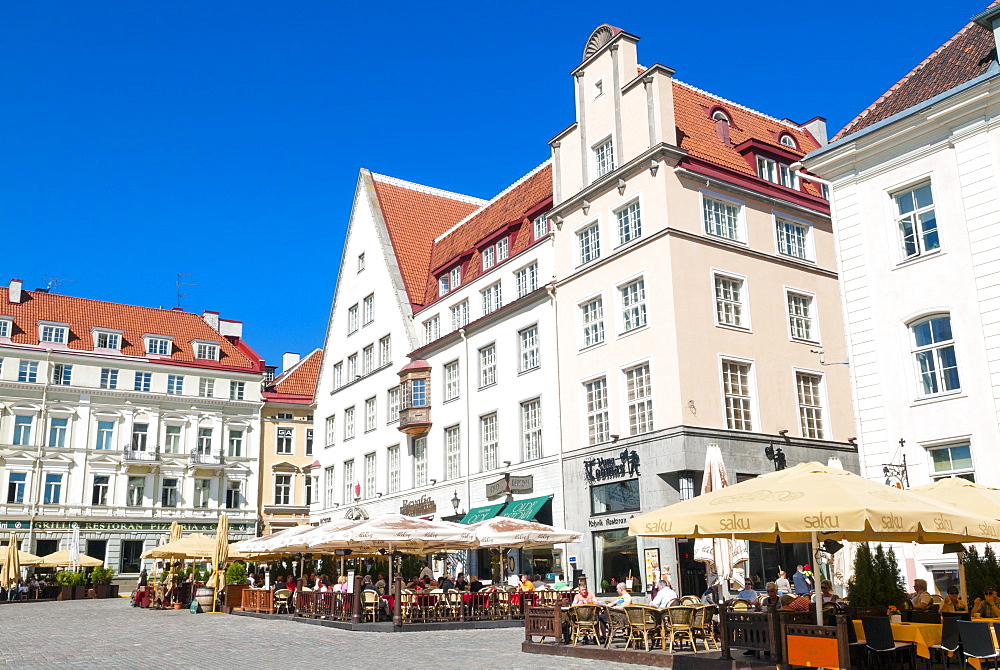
692;445;749;596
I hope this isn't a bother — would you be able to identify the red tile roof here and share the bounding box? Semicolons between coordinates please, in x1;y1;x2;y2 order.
370;174;485;312
834;10;997;140
416;163;553;310
0;287;262;371
671;80;825;199
266;348;321;399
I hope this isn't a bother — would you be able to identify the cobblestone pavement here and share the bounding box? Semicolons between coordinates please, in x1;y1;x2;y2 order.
0;600;617;669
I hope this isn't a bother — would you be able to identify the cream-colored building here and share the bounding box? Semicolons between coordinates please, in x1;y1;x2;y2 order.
548;26;858;596
259;349;320;534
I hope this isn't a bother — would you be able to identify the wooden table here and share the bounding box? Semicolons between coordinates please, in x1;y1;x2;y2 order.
852;620;941;658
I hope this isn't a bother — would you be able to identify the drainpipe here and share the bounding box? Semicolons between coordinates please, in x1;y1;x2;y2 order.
459;328;472;573
547;282;572;581
27;348;54;553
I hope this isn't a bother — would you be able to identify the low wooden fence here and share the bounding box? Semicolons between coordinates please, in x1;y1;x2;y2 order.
241;588;274;614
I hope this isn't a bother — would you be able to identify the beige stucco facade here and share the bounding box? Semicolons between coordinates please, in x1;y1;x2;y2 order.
259;400;316;534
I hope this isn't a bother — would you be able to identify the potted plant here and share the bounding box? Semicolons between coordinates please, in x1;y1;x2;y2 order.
223;562;249;612
91;566;116;598
71;571;88;600
55;571;75;600
847;543;907;617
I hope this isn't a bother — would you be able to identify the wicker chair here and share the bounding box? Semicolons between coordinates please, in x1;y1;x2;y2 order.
399;589;415;620
273;589;292;614
605;607;631;648
729;598;754;611
445;589;464;618
691;605;718;651
665;605;697;652
624;605;662;651
568;604;602;646
361;589;380;622
680;595;702;605
493;589;511;619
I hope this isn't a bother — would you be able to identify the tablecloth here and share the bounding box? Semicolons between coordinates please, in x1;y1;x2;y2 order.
852;620;941;659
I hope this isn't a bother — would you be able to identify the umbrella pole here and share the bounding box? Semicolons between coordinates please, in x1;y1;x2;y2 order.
811;531;822;626
958;551;968;606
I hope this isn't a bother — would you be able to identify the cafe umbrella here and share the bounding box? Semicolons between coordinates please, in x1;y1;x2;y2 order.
206;514;229;613
630;461;1000;625
1;533;22;592
692;445;749;598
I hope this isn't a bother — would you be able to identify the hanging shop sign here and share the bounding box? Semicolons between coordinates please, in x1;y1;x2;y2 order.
486;474;534;499
584;449;640;484
400;495;436;517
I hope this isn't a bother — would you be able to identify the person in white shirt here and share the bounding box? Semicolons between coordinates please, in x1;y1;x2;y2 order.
650;580;678;608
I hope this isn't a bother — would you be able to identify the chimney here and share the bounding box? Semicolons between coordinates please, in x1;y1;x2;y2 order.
974;5;1000;63
8;278;22;304
282;352;301;373
202;310;220;331
802;117;828;146
219;319;243;339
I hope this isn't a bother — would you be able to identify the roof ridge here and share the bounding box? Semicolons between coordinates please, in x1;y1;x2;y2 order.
0;286;203;319
433;159;553;243
370;172;488;206
835;18;982;139
673;79;802;131
272;347;322;384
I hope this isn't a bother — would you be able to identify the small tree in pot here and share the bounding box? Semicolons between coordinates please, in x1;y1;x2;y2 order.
847;543;907;616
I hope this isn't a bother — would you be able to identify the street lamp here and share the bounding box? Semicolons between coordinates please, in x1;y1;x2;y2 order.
451;491;461;515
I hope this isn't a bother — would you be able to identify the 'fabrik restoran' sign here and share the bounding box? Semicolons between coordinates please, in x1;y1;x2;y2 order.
584;449;640;484
400;495;436;517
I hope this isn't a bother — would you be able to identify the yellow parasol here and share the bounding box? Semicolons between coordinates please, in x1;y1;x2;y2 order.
169;521;183;543
142;534;250;561
38;550;104;568
1;533;21;589
206;514;229;612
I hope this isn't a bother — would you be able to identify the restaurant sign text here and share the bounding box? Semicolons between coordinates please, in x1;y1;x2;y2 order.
400;495;436;517
584;449;640;484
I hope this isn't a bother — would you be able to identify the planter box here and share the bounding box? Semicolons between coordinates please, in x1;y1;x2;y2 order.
57;586;74;601
93;585;110;599
72;586;87;600
224;584;248;611
109;584;120;598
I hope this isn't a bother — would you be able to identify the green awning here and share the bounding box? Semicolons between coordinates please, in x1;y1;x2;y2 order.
460;503;506;524
498;495;551;521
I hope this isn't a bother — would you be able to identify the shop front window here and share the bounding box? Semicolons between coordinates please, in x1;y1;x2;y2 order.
593;528;641;595
590;479;640;515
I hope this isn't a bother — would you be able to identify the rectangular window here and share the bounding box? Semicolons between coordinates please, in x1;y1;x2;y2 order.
120;540;143;574
196;427;213;454
357;252;365;273
364;452;376;499
403;378;427;408
387;387;400;423
40;325;67;344
591;479;641;515
616;200;642;245
305;429;313;456
703;197;741;241
423;317;440;344
515;263;538;298
414;437;428;487
324;466;335;508
333;362;343;389
929;444;974;481
134;372;151;392
164;425;181;453
325;415;336;447
796;372;824;439
198;378;215;398
481;282;502;315
146;337;170;355
127;476;145;507
274;475;291;506
912;315;960;396
49;417;68;447
131;423;148;450
446;426;461;480
479;344;496;388
51;363;72;386
379;335;391;367
451;301;470;330
100;368;118;390
481;413;498;471
229;381;245;400
443;361;460;401
776;219;809;260
450;266;462;290
43;473;62;504
780;164;799;189
582;298;605;347
585;378;610;445
90;475;110;507
96;332;121;349
482;245;495;270
722;360;753;431
757;156;778;183
363;345;374;375
348;304;359;334
305;474;315;505
7;472;26;503
165;375;183;395
344;406;355;440
226;480;242;509
228;430;244;457
625;364;654;435
519;326;539;372
578;223;601;264
347;354;357;380
714;275;745;328
365;397;377;432
190;478;209;508
496;237;509;262
343;460;355;503
0;319;9;338
438;275;450;297
276;427;293;455
522;399;542;460
363;294;374;325
894;182;939;260
18;361;38;383
621;279;647;332
534;215;548;240
787;292;815;342
594;138;615;177
387;445;400;494
195;343;219;360
13;415;33;446
95;420;115;450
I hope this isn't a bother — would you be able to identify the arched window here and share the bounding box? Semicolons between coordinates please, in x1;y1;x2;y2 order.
910;314;960;397
711;110;730;124
780;134;797;149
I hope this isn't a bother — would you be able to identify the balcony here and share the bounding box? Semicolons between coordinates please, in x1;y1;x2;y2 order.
189;451;223;466
398;406;432;436
123;449;159;462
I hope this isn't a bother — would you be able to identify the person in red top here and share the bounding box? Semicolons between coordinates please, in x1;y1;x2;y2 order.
573;585;597;605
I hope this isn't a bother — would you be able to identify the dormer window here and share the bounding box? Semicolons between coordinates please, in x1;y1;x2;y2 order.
450;266;461;290
482;246;495;270
0;317;12;338
145;335;173;356
438;276;450;297
711;110;730;124
93;329;122;350
757;156;798;190
481;237;509;272
780;134;797;149
194;341;220;361
38;322;69;344
496;237;508;262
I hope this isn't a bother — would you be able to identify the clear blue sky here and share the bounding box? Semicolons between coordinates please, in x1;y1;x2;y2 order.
0;0;988;370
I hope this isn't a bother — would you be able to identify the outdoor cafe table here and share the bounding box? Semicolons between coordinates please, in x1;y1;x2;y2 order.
852;620;941;658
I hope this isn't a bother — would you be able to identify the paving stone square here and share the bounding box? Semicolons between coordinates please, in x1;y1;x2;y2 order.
0;600;614;669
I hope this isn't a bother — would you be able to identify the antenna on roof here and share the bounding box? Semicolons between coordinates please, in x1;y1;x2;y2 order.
42;277;75;294
176;273;196;309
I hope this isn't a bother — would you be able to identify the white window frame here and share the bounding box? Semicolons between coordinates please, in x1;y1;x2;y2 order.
712;270;750;332
364;452;376;499
193;341;220;361
515;262;538;299
363;345;374;375
325;415;336;447
145;335;172;356
482;245;495;271
584;376;610;446
926;441;975;481
793;368;827;439
444;361;460;402
577;220;601;265
344;406;355;440
614;198;642;247
479;343;497;388
51;363;72;386
18;360;38;383
229;381;246;400
451;300;470;331
413;437;427;487
496;237;508;262
701;190;746;243
445;426;461;480
449;266;462;290
518;325;539;372
379;335;391;367
785;288;819;343
357;252;365;273
347;304;359;334
892;179;940;262
100;368;119;390
343;460;355;503
757;156;778;183
166;374;184;396
387;445;400;494
276;427;294;455
324;466;335;508
619;276;648;334
364;396;377;432
481;281;502;315
580;294;605;349
333;362;343;389
593;136;615;178
363;294;374;325
198;377;215;398
719;356;758;432
910;313;961;398
774;215;813;261
521;398;542;461
533;215;549;240
387;386;400;423
38;322;69;344
93;330;122;350
622;362;654;436
423;317;440;345
481;412;498;472
0;317;12;338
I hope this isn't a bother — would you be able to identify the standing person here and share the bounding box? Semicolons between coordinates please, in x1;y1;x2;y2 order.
418;562;434;581
792;565;812;595
775;570;791;594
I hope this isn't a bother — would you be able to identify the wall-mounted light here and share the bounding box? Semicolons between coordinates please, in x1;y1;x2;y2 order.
649;160;659;177
451;491;461;514
581;200;591;215
617;178;627;195
376;492;383;498
610;434;620;443
502;460;511;467
429;479;437;485
778;429;789;438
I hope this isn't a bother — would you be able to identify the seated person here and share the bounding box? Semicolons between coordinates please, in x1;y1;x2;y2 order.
454;573;468;591
606;582;632;609
650;580;678;608
468;575;484;593
760;582;782;609
973;587;1000;618
374;574;386;594
940;586;967;613
438;574;455;591
735;580;757;603
820;580;839;603
273;575;287;591
518;574;535;593
552;573;569;590
573;585;597;605
910;579;932;611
